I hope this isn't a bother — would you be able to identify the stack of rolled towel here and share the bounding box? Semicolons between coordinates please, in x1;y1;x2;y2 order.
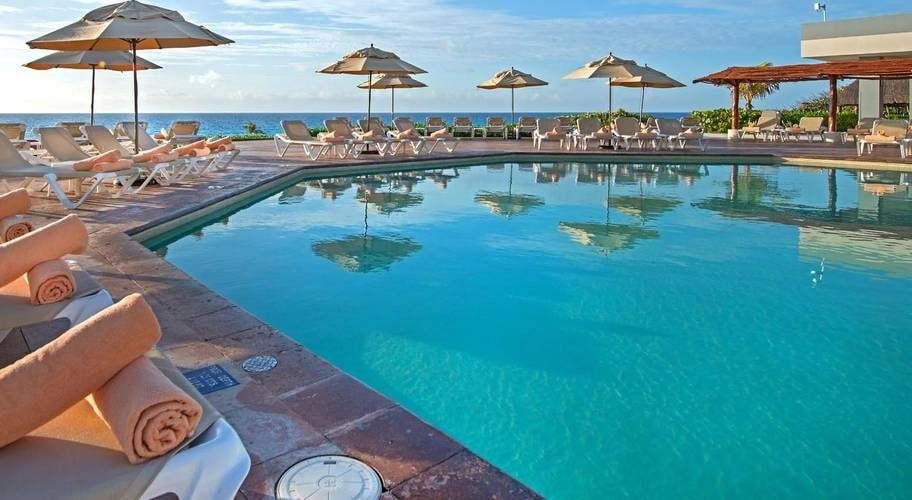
0;189;33;243
430;128;451;138
0;214;86;305
73;150;134;173
206;136;235;152
0;294;203;463
172;137;236;158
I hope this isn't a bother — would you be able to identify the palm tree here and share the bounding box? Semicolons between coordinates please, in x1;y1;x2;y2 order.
739;62;779;111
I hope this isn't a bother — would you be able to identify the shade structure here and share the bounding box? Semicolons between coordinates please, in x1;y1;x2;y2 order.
610;66;685;122
357;74;426;122
357;189;424;215
319;44;426;141
477;67;548;124
474;164;544;218
607;195;681;222
24;50;160;125
27;1;233;152
563;53;642;116
312;234;421;272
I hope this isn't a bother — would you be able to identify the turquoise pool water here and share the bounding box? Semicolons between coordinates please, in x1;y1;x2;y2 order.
154;162;912;499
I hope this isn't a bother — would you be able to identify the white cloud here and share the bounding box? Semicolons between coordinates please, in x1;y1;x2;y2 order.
0;5;19;13
188;69;222;87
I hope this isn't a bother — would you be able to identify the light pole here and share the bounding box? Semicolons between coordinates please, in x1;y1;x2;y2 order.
813;2;827;22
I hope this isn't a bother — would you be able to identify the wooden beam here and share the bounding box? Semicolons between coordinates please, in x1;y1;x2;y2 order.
731;82;740;130
828;77;838;132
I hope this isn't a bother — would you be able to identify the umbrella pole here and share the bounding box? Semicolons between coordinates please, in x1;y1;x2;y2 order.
391;87;395;123
608;77;612;118
511;87;515;128
639;86;645;124
90;65;96;126
366;70;373;153
132;39;139;154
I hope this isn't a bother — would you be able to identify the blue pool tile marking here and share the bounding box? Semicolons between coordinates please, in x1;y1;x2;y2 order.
183;364;239;394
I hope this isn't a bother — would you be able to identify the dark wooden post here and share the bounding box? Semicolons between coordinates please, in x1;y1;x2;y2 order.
828;77;838;132
731;81;740;130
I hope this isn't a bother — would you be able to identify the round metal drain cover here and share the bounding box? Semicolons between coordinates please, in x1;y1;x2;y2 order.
242;355;278;373
276;455;382;500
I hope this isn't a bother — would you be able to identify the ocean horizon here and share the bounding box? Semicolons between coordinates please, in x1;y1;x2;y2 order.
0;111;689;139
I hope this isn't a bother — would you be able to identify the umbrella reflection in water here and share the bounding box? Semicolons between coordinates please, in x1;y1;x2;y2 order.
475;164;545;218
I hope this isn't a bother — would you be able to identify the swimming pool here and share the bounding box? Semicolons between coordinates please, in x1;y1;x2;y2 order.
152;161;912;499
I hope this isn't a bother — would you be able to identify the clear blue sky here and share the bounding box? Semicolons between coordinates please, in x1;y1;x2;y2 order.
1;0;910;113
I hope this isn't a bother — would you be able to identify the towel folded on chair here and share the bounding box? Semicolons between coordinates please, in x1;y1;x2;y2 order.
0;294;161;448
205;136;233;150
0;216;32;243
87;356;202;464
396;128;418;139
0;214;87;287
90;158;134;173
320;130;347;143
131;144;172;164
0;189;30;220
24;259;75;305
430;128;451;138
359;129;380;139
216;143;235;152
544;127;564;139
187;147;211;157
173;140;207;157
149;151;179;163
73;150;122;172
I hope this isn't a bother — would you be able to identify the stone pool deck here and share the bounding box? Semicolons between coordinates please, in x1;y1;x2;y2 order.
18;136;911;499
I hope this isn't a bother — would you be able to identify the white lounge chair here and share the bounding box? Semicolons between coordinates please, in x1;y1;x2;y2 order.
557;117;574;133
452;117;475;137
83;125;186;186
680;116;703;133
274;120;338;160
857;119;910;159
112;121;148;141
322;119;387;157
514;117;537;140
613;117;644;151
783;117;825;142
0;123;29;151
358;118;403;155
393;117;461;154
161;120;205;145
425;117;446;135
1;135;127;210
738;110;781;141
123;124;237;175
483;117;507;139
39;127;144;197
574;118;613;150
54;121;89;145
846;117;877;144
655;118;706;151
532;118;568;150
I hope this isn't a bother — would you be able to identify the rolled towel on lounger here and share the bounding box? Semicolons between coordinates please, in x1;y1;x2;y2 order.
0;216;32;243
430;128;451;138
149;151;179;163
0;188;30;220
0;294;161;448
396;128;418;140
73;149;122;171
90;158;134;173
187;147;211;157
321;130;347;143
0;214;87;287
131;143;173;163
205;136;232;150
216;143;235;152
24;259;75;305
173;140;207;157
87;355;202;464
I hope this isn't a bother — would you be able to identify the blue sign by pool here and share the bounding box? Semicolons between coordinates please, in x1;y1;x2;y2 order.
183;364;239;394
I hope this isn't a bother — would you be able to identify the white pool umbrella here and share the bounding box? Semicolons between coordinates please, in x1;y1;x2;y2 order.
357;74;427;122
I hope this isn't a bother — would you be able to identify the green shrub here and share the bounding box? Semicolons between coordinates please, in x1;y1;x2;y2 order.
560;109;647;126
242;120;263;135
688;108;859;132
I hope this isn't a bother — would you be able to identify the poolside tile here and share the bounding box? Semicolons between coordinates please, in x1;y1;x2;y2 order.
222;397;324;465
327;406;463;488
185;305;266;340
281;373;396;434
392;450;542;500
208;324;299;361
239;441;342;499
149;283;236;319
161;344;268;412
244;347;338;398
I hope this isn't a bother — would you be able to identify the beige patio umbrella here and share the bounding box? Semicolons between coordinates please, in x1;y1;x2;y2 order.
357;74;427;123
319;44;426;140
610;65;685;122
477;67;548;124
27;1;233;152
24;50;160;125
563;53;643;117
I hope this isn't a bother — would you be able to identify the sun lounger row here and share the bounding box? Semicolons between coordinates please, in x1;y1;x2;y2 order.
531;117;706;152
0;124;239;209
275;118;460;160
0;204;250;499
